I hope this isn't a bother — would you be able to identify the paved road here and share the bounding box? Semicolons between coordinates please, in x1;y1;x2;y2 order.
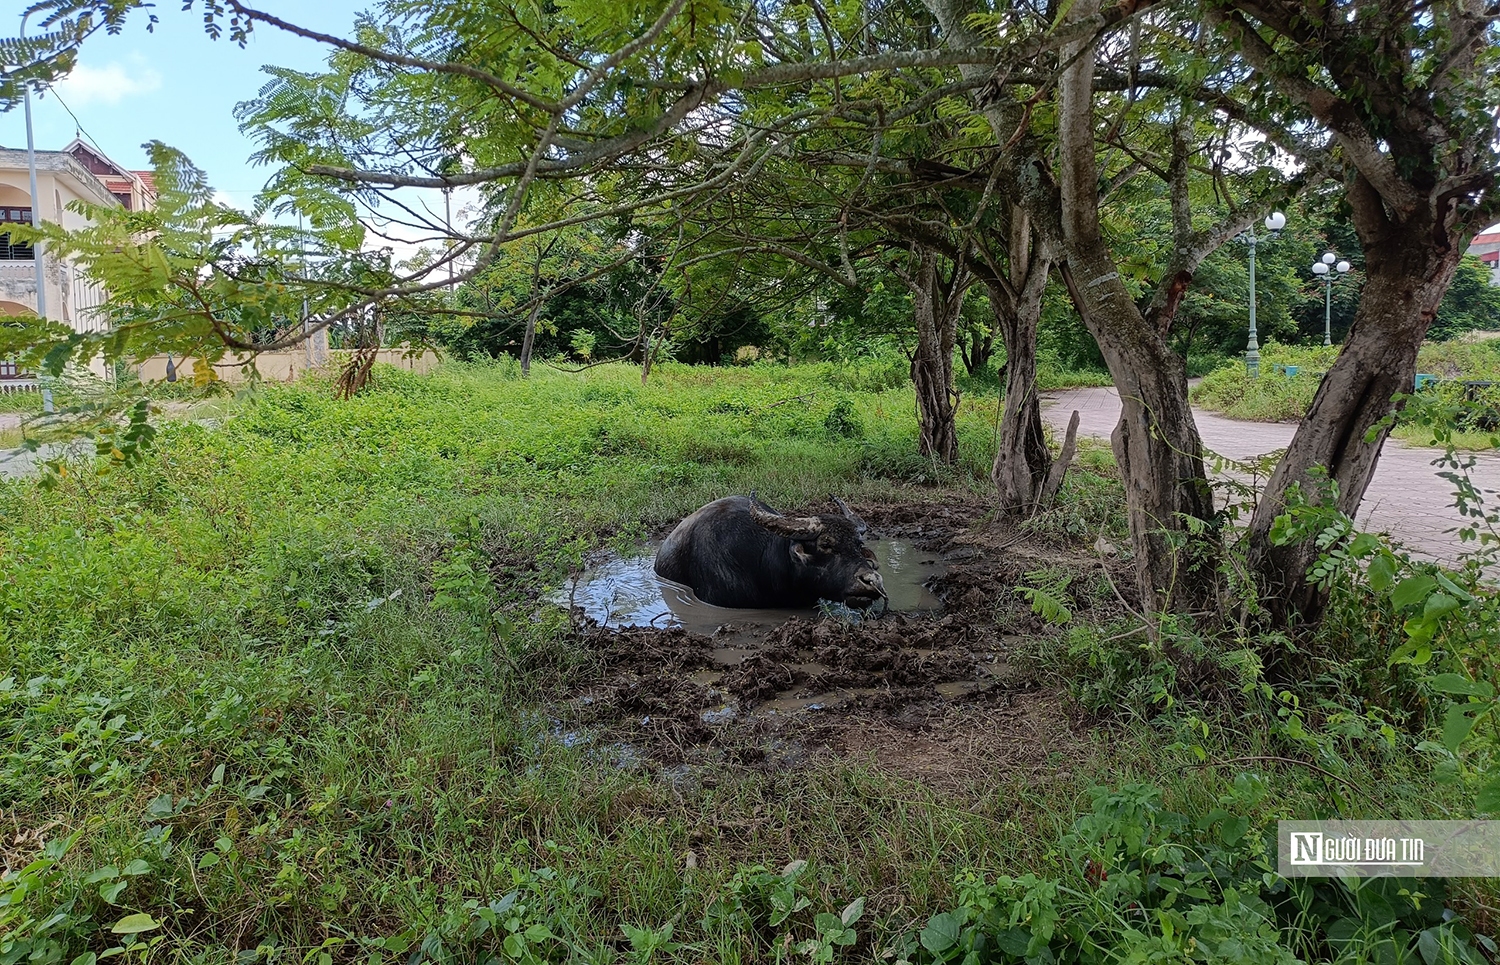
1041;386;1500;563
0;440;81;480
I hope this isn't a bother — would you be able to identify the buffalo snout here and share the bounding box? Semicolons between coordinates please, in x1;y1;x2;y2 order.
844;568;887;609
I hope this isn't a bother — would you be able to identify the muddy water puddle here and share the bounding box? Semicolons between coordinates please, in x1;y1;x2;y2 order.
552;538;946;633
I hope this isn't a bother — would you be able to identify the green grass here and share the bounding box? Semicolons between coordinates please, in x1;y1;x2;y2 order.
1036;364;1113;390
0;359;1488;962
0;390;42;415
1190;342;1339;423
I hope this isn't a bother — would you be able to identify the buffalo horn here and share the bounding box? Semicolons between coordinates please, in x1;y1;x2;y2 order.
748;490;824;539
832;496;870;537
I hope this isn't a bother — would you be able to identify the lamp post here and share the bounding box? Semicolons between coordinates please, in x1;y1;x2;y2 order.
1243;211;1286;377
15;15;53;413
1310;251;1352;347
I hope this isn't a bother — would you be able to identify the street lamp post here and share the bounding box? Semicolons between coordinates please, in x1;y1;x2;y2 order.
1310;251;1352;347
16;15;53;413
1243;211;1286;377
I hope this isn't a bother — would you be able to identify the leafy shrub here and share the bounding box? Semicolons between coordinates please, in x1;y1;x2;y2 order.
890;781;1495;964
1267;426;1500;814
822;398;864;439
1415;340;1500;380
1194;339;1500;428
1191;342;1338;422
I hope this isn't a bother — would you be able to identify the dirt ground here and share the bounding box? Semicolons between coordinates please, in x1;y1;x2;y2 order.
549;497;1134;786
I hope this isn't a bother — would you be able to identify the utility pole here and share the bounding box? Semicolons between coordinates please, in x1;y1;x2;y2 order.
300;213;312;370
445;188;455;287
21;60;53;413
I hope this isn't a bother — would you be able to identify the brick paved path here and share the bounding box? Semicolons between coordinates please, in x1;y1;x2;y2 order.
1042;385;1500;563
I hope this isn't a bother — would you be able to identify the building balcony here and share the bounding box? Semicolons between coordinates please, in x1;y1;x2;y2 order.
0;261;39;314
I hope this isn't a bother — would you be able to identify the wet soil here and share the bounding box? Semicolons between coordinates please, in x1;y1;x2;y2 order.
545;496;1133;785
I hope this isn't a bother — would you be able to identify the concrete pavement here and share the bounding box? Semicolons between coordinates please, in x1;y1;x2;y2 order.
1041;385;1500;563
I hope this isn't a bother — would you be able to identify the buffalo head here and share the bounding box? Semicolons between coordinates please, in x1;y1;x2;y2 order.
744;491;887;609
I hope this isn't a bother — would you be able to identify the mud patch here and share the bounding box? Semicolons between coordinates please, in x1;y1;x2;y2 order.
548;497;1119;784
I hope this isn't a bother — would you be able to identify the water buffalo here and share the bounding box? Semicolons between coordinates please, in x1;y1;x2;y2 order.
654;492;886;609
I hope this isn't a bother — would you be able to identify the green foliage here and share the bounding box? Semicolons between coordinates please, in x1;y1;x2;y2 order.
1427;257;1500;342
1016;448;1129;542
418;229;671;364
1193;340;1500;428
887;782;1493;964
1042;622;1184;717
1191;342;1339;422
1410;341;1500;382
1266;421;1500;815
1018;568;1075;625
0;144;387;387
0;361;1493;961
821;398;864;439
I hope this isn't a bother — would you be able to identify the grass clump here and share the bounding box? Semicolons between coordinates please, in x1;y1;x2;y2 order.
0;390;42;415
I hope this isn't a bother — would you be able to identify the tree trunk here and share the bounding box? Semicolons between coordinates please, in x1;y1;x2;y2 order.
1056;2;1216;612
641;326;655;384
904;245;966;464
519;244;548;378
1247;178;1464;625
988;272;1053;516
519;302;542;377
1039;410;1081;508
961;329;994;377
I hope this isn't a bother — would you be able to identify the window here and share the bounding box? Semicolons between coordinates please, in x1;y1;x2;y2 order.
0;208;34;261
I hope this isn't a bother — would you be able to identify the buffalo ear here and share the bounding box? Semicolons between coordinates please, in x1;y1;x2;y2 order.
862;547;877;562
789;542;815;566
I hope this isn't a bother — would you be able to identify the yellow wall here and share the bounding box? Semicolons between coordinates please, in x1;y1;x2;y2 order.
134;348;442;384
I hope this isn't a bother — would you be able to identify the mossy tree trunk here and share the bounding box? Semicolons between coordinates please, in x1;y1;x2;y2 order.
898;243;970;465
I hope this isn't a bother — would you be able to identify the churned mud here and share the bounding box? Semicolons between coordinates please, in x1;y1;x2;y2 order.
545;496;1131;784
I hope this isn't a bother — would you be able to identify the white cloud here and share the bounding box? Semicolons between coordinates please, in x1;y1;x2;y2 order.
52;57;162;108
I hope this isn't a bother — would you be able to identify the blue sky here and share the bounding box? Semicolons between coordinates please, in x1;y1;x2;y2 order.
3;2;370;210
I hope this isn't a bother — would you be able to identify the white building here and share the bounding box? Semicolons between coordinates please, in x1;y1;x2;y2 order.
1469;230;1500;288
0;140;154;386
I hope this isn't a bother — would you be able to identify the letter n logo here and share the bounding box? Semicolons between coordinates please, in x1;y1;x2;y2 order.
1290;832;1323;865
